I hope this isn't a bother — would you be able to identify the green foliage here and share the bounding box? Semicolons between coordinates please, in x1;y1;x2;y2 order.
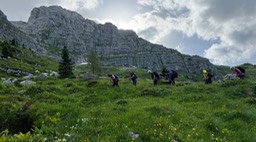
1;40;14;58
0;77;256;141
0;39;58;78
58;46;74;78
87;50;101;75
10;39;17;46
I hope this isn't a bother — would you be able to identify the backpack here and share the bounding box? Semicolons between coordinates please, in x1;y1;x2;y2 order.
134;74;137;79
173;70;178;78
114;74;119;81
170;70;178;78
154;72;160;80
237;67;245;73
207;73;214;78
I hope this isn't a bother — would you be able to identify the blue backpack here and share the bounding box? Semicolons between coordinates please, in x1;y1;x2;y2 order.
170;70;178;78
114;74;119;81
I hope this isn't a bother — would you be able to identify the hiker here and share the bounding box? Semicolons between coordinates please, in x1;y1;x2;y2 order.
108;74;119;87
203;69;214;84
161;67;169;80
129;71;137;86
231;67;245;79
147;70;160;86
169;69;177;85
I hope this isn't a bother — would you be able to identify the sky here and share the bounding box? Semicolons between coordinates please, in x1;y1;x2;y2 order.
0;0;256;66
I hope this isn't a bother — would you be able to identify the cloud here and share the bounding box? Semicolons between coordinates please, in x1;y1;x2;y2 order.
186;0;256;65
130;11;173;43
48;0;103;11
134;0;256;65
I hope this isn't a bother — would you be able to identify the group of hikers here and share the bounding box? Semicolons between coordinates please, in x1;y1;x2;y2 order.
108;66;246;87
202;66;245;84
108;71;137;87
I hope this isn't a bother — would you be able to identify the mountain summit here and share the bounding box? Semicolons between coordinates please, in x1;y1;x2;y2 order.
7;6;214;72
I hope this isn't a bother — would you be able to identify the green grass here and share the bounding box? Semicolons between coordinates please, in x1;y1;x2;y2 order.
0;42;58;78
1;39;256;141
1;77;256;142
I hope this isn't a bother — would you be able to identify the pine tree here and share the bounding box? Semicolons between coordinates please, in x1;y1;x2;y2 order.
58;46;73;78
2;41;13;58
10;39;17;46
87;50;101;75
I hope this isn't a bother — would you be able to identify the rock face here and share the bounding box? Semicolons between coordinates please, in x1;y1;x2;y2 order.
0;10;44;53
7;6;215;72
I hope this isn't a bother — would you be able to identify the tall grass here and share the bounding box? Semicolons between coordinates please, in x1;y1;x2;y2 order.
0;77;256;141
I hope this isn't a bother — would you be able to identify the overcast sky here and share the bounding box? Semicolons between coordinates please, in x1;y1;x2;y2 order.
1;0;256;66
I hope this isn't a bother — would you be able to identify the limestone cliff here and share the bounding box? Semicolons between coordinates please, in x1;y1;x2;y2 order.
9;6;215;72
0;10;44;53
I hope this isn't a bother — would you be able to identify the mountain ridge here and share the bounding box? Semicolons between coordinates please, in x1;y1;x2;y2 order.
0;10;44;53
2;6;215;73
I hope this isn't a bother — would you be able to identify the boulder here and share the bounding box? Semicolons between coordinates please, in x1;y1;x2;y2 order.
2;78;17;84
23;74;34;80
49;71;59;77
20;80;35;85
37;73;48;78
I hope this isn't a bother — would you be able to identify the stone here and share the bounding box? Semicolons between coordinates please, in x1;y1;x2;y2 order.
2;78;17;84
223;74;237;80
23;74;34;80
37;73;48;78
49;71;59;77
20;80;35;85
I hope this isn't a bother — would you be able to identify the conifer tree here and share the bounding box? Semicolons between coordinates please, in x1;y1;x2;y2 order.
87;50;101;75
2;41;13;58
10;39;17;46
58;46;73;78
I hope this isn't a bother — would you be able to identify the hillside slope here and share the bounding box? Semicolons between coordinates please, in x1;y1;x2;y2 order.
0;39;256;141
0;74;256;141
0;39;58;78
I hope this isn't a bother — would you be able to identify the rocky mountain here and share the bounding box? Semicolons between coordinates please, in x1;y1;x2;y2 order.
0;10;44;53
6;6;215;73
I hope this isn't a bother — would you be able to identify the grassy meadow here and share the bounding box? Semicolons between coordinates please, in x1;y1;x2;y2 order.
1;41;256;141
1;73;256;141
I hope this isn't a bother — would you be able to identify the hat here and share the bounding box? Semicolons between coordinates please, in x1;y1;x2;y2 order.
147;70;152;73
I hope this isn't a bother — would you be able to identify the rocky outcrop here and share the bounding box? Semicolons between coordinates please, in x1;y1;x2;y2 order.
0;10;44;53
7;6;215;72
0;66;31;76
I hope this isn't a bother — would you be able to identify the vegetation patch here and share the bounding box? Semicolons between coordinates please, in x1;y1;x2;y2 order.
24;86;45;96
140;89;168;97
244;97;256;105
83;94;106;106
87;81;98;87
0;100;34;135
116;100;128;105
145;106;173;116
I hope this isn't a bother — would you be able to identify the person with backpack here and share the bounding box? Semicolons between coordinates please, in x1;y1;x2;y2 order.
108;74;119;87
161;67;170;80
129;71;137;86
231;67;245;79
202;69;214;84
147;70;160;86
169;69;177;85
